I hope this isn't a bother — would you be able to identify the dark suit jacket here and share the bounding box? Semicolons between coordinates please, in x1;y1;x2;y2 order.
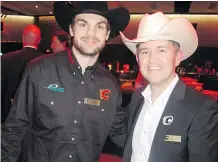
123;80;218;162
1;47;44;123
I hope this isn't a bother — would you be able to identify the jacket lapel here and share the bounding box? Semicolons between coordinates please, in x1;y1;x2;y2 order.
124;89;145;162
148;80;186;162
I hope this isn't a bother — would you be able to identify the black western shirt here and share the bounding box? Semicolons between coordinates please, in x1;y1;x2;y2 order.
2;50;126;162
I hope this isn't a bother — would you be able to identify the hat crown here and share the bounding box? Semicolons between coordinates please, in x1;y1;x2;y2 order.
53;1;130;40
73;1;108;12
137;12;170;38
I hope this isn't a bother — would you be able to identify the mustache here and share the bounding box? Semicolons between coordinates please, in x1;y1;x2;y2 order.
81;37;100;42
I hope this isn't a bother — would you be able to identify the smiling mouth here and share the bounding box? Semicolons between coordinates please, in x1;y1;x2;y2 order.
86;40;98;45
83;38;99;44
148;66;162;70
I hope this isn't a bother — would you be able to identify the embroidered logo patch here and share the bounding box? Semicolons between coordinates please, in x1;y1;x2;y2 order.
100;89;111;100
43;84;65;92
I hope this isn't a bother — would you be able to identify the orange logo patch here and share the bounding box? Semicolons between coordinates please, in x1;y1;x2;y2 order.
100;89;111;100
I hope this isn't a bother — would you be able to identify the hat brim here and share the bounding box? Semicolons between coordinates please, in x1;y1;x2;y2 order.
120;17;198;61
53;2;130;40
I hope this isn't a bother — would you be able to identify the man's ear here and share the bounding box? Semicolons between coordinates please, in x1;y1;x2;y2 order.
175;49;182;67
106;30;111;41
37;37;41;45
136;44;140;64
69;25;74;37
136;54;139;64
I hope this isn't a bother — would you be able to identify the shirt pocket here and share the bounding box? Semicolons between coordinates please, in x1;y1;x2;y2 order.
85;103;116;144
36;92;70;128
85;102;115;127
163;133;187;158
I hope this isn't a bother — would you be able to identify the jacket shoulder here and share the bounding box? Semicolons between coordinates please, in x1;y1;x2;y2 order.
1;49;24;60
27;51;67;69
185;86;216;105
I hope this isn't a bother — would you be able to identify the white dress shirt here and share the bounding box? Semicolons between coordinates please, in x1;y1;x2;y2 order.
131;75;179;162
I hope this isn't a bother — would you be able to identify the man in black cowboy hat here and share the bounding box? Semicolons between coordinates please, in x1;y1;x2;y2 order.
1;2;130;162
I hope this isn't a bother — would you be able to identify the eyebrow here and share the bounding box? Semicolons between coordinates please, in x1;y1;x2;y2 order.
75;18;88;23
139;46;167;50
138;47;149;51
138;45;168;52
156;45;168;48
75;18;107;26
96;21;107;25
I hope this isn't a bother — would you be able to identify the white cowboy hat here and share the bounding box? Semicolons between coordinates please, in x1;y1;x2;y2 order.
120;12;198;61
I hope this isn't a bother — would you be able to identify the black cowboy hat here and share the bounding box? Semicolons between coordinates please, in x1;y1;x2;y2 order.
53;1;130;40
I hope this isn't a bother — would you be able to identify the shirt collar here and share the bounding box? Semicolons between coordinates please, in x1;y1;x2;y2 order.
67;48;99;75
24;45;37;50
142;74;179;105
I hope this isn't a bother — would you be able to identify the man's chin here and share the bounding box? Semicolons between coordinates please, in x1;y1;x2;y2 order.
81;52;98;57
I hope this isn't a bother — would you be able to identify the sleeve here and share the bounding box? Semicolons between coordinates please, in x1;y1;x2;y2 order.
1;56;10;122
109;91;128;148
1;67;36;162
1;56;6;99
188;100;218;162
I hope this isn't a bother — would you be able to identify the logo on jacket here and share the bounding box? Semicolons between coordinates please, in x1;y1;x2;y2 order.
163;116;173;125
43;84;65;92
100;89;111;100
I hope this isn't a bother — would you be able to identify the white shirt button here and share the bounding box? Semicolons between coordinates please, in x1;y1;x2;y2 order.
72;137;75;141
78;66;80;69
69;155;72;158
78;101;81;104
51;101;54;105
81;81;84;84
91;75;94;78
74;120;77;123
101;109;104;112
73;72;75;75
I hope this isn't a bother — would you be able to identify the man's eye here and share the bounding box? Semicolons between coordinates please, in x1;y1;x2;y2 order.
140;51;148;55
98;25;105;29
79;23;86;27
158;49;166;53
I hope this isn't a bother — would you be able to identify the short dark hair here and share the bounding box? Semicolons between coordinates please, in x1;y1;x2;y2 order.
136;40;180;51
53;33;69;43
53;32;70;48
169;40;180;51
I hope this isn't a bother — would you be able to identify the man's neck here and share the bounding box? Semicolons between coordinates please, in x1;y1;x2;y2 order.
72;46;99;74
150;74;177;102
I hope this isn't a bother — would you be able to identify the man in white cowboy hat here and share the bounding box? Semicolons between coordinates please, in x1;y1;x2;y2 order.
120;12;218;162
2;2;130;162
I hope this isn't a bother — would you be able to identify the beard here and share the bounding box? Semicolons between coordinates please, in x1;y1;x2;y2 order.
73;36;105;57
